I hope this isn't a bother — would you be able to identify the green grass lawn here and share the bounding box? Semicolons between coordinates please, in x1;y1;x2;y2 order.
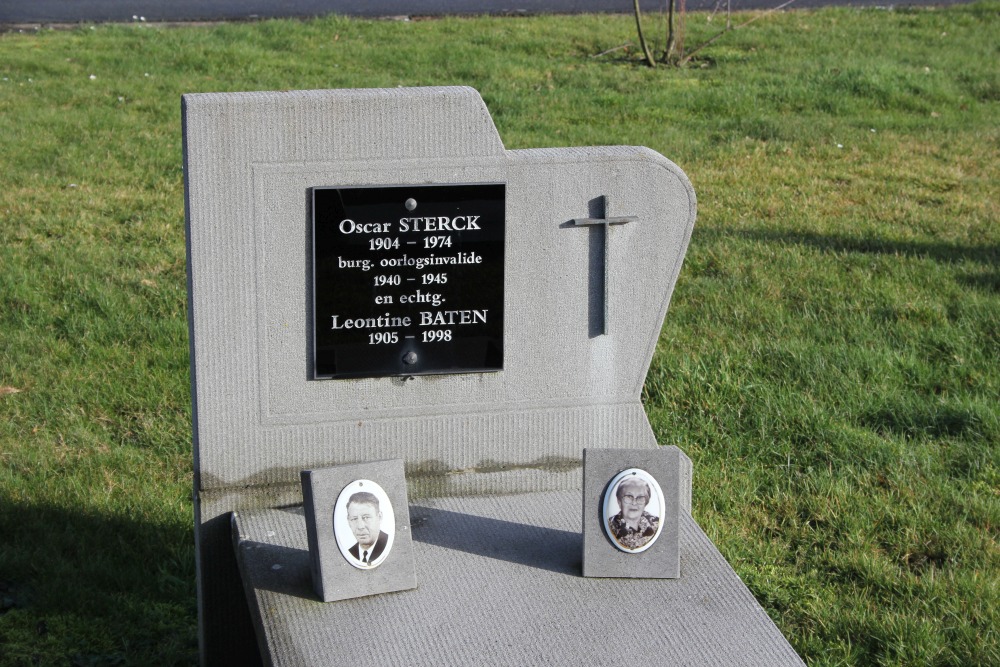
1;4;998;665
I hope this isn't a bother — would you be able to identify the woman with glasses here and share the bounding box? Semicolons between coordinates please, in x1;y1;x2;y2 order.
607;477;660;551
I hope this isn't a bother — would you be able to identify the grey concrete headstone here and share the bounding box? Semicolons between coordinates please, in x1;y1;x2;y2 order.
183;85;696;665
183;86;693;493
183;86;802;666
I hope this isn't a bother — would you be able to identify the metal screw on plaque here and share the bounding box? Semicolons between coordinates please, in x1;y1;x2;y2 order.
403;351;418;365
405;198;417;211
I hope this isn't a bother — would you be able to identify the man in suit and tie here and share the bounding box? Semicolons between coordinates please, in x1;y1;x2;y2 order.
346;491;389;567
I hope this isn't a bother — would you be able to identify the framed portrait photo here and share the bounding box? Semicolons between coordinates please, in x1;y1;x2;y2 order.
582;447;682;579
333;479;395;570
301;459;417;602
602;468;665;554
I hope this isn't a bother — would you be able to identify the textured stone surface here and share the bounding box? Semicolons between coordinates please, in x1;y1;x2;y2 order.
234;491;806;667
183;87;695;493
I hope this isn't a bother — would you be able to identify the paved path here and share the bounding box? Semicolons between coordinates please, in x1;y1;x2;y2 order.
0;0;973;25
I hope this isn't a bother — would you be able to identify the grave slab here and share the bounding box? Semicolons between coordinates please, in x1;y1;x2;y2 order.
233;491;806;667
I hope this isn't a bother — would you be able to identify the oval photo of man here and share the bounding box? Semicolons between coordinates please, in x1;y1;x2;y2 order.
333;479;395;570
602;468;664;554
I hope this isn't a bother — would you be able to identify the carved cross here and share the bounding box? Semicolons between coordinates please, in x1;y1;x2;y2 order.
572;195;638;336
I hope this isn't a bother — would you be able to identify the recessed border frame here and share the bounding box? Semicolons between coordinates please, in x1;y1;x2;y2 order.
583;447;682;579
301;459;417;602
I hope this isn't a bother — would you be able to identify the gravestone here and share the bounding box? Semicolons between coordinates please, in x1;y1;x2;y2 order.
183;86;805;666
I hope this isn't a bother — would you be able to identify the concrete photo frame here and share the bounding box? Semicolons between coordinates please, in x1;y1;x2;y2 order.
583;448;681;578
301;459;417;602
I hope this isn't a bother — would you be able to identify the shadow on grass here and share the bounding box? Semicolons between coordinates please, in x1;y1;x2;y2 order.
702;227;1000;267
957;270;1000;293
862;401;987;440
0;500;198;665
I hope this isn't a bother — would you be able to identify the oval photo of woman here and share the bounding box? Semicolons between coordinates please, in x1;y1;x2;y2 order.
602;468;664;554
333;479;395;570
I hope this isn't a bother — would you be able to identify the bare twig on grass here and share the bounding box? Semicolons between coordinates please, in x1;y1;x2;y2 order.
634;0;795;67
591;42;634;58
679;0;798;65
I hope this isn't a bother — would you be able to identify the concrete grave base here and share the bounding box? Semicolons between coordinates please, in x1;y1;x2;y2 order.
234;490;805;667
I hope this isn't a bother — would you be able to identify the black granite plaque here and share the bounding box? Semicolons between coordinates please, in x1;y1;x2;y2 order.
312;183;505;379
